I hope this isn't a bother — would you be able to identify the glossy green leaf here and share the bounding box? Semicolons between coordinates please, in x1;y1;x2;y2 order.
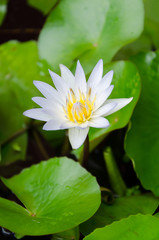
125;50;159;196
0;157;100;236
84;214;159;240
38;0;144;73
27;0;58;15
0;0;7;25
114;0;159;60
73;60;141;159
0;41;56;164
80;193;159;236
144;0;159;49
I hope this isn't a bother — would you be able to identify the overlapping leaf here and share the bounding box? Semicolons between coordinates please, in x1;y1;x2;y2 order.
125;50;159;196
27;0;58;15
80;193;159;235
0;41;56;164
38;0;144;73
84;214;159;240
0;157;100;236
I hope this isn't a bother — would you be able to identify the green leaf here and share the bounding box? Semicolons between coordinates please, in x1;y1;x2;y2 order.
51;227;79;240
73;60;141;160
27;0;58;15
38;0;144;73
80;193;159;236
0;41;57;164
114;0;159;60
0;157;100;236
144;0;159;49
125;50;159;196
83;214;159;240
0;0;7;25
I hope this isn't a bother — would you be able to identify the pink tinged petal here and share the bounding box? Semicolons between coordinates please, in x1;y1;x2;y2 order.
75;60;87;94
48;69;69;95
68;127;89;149
93;102;117;117
33;81;62;104
43;119;62;130
105;97;133;115
94;85;114;110
89;117;110;128
60;64;75;86
23;109;52;121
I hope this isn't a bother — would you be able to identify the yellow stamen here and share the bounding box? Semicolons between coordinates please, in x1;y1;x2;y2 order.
64;88;95;124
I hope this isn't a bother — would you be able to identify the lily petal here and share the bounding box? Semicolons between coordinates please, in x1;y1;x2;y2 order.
23;109;52;121
93;102;117;117
102;70;114;89
87;59;103;89
48;69;69;96
43;119;62;130
60;121;77;129
95;70;114;96
89;117;109;128
95;85;114;110
60;64;75;86
33;80;59;100
68;127;89;149
105;97;133;115
32;97;49;108
32;96;61;110
75;60;87;94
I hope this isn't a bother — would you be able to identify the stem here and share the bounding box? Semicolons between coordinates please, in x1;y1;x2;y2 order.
61;132;70;156
82;135;89;168
0;28;40;34
1;122;43;146
103;146;127;196
1;127;29;146
32;130;49;160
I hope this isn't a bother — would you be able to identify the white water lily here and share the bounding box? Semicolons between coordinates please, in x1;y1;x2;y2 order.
23;60;132;149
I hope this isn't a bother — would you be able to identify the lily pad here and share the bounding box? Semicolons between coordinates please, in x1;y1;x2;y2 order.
0;0;7;25
80;193;159;235
83;214;159;240
0;41;54;164
27;0;58;15
51;227;79;240
125;50;159;196
73;60;141;159
38;0;144;73
114;0;159;60
0;157;101;236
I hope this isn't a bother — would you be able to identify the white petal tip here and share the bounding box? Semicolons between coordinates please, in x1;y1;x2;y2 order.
42;125;48;131
33;80;39;86
48;69;52;74
98;59;103;64
23;110;28;117
23;110;32;118
108;70;114;77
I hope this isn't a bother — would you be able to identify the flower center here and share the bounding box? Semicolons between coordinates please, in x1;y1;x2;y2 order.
64;88;95;124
